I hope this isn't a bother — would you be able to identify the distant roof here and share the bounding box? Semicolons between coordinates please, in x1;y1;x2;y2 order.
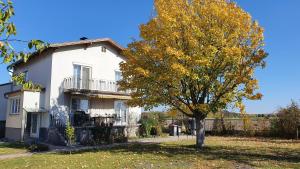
9;38;124;68
0;82;12;87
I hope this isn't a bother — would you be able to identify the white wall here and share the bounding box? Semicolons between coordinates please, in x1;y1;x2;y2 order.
89;98;115;117
0;83;12;121
9;41;142;127
5;93;23;129
50;43;126;118
13;52;53;110
22;91;48;128
23;91;40;110
129;106;142;125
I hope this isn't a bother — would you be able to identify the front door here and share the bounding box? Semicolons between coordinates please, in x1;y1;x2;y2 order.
30;113;40;138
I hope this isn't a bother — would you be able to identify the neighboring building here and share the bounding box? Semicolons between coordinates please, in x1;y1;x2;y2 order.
0;83;12;138
0;38;141;142
0;83;12;122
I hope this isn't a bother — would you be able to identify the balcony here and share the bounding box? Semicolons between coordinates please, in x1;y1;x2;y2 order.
63;77;130;95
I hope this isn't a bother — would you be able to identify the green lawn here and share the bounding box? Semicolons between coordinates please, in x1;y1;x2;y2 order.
0;136;299;169
0;142;27;155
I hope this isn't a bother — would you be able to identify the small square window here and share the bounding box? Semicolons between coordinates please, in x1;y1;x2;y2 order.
101;46;107;53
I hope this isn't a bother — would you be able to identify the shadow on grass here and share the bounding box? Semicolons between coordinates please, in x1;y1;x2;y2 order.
56;141;300;167
0;142;27;150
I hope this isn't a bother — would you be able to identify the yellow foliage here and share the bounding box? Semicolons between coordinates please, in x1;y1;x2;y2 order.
119;0;267;119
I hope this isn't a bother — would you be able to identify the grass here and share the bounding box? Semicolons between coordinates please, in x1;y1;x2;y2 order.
0;142;27;155
0;136;299;169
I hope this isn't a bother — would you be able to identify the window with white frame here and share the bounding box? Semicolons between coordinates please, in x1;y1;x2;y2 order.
115;101;128;123
73;64;91;89
9;97;21;114
115;71;122;82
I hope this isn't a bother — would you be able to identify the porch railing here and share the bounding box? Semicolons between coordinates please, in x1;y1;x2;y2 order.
63;77;130;94
50;115;67;140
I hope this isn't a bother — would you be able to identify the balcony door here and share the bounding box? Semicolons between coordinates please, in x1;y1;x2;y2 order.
73;65;91;90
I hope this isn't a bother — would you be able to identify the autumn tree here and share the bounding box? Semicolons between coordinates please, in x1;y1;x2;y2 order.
119;0;267;148
0;0;46;86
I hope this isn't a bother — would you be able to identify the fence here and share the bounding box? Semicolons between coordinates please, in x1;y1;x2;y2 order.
50;115;67;140
75;126;127;145
50;114;127;145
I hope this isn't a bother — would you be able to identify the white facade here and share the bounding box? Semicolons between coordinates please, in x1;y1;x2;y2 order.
1;38;142;141
50;43;126;119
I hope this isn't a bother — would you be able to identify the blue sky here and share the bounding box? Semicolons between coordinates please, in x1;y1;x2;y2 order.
0;0;299;114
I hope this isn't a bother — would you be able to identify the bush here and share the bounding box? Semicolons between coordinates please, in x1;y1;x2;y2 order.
139;112;167;137
271;101;300;139
139;117;158;137
66;121;75;145
28;143;49;152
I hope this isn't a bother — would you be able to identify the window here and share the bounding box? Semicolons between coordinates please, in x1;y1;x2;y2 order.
23;71;29;82
9;97;21;114
115;101;128;123
115;71;123;82
73;64;91;89
101;46;107;53
71;98;89;112
71;98;90;126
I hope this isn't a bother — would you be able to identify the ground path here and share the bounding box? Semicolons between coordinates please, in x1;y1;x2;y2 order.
0;153;32;160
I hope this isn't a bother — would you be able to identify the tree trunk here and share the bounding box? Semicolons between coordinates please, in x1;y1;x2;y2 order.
195;117;205;148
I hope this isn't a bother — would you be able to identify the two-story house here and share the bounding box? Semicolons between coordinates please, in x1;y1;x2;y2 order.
0;38;141;142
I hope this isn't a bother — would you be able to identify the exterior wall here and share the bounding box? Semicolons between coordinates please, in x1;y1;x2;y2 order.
89;98;115;117
0;83;12;121
8;41;141;130
23;91;41;110
23;91;48;128
13;51;53;111
50;43;126;121
5;128;22;141
5;92;23;129
128;107;142;125
127;106;141;137
5;92;23;141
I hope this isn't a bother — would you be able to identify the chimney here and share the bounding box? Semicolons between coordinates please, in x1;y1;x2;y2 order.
80;37;88;41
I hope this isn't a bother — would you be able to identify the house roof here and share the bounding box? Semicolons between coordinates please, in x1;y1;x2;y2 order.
4;88;45;98
9;38;124;68
0;82;12;87
50;38;124;51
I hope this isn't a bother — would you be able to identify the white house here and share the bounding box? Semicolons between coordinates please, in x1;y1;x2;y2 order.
0;38;141;142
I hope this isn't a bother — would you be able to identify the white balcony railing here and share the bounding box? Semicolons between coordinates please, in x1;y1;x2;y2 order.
63;77;129;94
